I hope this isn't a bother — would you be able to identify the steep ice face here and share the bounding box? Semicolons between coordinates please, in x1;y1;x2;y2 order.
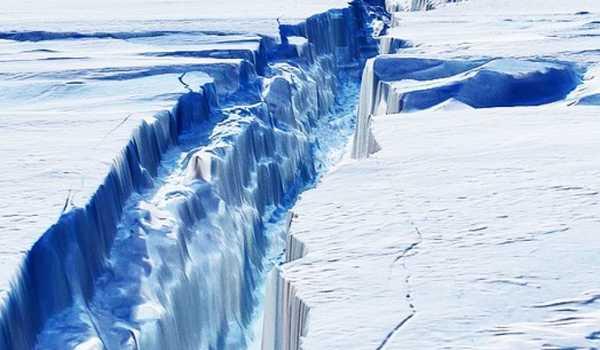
351;58;381;159
0;2;378;349
352;0;600;159
0;29;267;259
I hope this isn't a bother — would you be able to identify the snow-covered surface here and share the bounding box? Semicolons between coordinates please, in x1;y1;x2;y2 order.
279;0;600;348
287;106;600;349
0;0;349;31
387;2;600;61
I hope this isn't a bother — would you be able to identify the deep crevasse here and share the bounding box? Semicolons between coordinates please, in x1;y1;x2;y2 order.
0;2;382;349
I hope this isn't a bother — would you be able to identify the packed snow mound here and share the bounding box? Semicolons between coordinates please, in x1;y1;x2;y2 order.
578;94;600;105
402;59;579;111
373;56;483;82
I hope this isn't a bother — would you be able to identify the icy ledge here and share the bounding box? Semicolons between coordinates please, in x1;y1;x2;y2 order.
352;56;580;159
0;1;382;349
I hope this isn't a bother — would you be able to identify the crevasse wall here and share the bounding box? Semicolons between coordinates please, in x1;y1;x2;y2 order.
259;2;386;349
260;226;309;350
0;1;380;349
351;58;382;159
0;82;219;350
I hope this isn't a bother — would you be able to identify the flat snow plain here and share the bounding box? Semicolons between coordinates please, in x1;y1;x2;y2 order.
283;0;600;348
0;0;347;297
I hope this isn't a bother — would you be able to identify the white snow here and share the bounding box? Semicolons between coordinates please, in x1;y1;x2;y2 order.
285;106;600;349
3;0;600;348
0;0;349;30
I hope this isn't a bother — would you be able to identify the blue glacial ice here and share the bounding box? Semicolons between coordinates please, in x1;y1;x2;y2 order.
351;56;582;158
0;1;383;349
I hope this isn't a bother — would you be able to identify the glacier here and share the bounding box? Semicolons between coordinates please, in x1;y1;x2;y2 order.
0;1;384;349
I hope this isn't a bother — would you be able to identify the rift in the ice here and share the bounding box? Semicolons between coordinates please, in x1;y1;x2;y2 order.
0;1;382;349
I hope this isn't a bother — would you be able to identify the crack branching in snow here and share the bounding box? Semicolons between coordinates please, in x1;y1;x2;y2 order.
178;72;193;92
381;192;424;349
102;113;134;141
380;183;425;348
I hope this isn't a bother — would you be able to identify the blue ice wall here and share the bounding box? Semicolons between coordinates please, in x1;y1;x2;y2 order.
0;2;380;349
0;83;219;350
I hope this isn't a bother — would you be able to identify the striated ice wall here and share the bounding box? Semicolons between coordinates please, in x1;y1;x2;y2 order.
259;3;387;349
0;81;219;350
0;1;380;349
260;226;309;350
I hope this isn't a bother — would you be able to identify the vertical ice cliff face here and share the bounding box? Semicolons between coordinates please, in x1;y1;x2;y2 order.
262;2;600;349
260;226;309;350
351;58;382;159
0;2;380;349
0;82;219;350
259;214;307;350
259;3;388;349
378;36;409;54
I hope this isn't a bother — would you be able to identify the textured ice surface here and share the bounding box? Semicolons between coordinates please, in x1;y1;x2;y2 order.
287;107;600;349
0;34;248;292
